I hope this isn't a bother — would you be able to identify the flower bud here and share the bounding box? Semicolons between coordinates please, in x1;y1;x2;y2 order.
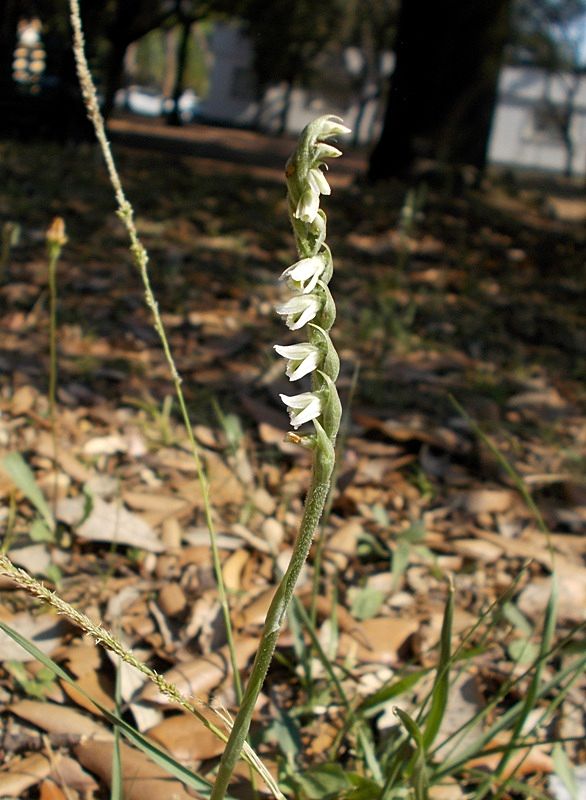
46;217;68;249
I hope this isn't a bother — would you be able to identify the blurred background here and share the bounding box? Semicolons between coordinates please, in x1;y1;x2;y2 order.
1;0;586;180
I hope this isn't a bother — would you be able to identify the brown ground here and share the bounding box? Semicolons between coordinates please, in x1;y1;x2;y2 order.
0;117;584;799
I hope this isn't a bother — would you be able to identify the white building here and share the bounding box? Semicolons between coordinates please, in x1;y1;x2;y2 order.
199;24;385;145
488;65;586;177
199;25;586;177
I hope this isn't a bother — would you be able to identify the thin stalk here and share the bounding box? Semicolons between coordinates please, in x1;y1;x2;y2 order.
210;450;334;800
46;218;66;517
67;0;242;705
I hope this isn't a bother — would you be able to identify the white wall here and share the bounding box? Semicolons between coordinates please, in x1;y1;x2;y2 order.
488;66;586;176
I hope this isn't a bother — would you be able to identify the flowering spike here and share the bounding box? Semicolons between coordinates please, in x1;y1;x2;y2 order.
275;114;349;437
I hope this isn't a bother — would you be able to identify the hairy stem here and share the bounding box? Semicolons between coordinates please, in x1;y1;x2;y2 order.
67;0;242;704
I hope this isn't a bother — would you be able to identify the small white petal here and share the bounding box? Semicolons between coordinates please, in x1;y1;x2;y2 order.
295;188;320;223
279;391;322;429
317;116;352;138
308;167;331;196
274;342;320;381
275;294;321;330
314;143;343;161
280;255;326;294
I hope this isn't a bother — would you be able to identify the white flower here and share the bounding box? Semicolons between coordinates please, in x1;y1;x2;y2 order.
295;187;320;223
274;342;320;381
275;294;321;330
280;255;326;294
316;116;352;140
279;391;321;429
308;167;331;196
313;143;343;161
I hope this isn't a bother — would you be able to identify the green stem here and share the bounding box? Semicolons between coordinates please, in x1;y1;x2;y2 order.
210;460;333;800
47;245;60;516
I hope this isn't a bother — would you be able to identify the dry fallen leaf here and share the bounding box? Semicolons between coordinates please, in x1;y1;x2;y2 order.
0;753;53;796
338;616;419;665
9;699;108;738
39;779;68;800
75;740;194;800
141;637;258;704
57;496;164;552
147;712;225;762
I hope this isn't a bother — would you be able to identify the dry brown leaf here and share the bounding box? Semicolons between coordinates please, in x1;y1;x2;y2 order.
141;637;258;704
234;588;275;629
207;451;245;506
49;755;98;793
64;641;102;676
147;712;225;762
465;736;553;778
222;548;249;592
9;699;108;738
324;519;362;568
123;490;189;516
0;753;52;796
355;412;468;453
338;617;419;664
11;384;37;415
39;779;68;800
56;496;163;552
158;583;187;617
61;668;116;715
451;538;504;562
459;488;515;514
36;432;94;483
75;740;195;800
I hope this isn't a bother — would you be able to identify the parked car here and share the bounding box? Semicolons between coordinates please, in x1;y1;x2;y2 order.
114;86;199;122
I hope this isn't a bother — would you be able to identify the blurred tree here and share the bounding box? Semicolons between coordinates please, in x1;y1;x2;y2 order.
510;0;586;176
101;0;178;118
239;0;344;133
340;0;399;146
368;0;512;180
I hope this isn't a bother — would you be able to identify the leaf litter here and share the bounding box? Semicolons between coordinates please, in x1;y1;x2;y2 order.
0;127;585;798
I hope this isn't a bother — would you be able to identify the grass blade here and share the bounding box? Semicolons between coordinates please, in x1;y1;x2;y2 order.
394;707;429;800
0;620;219;797
491;575;558;793
421;578;453;750
1;452;54;531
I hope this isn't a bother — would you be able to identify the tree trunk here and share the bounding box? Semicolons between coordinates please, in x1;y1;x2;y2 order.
277;80;293;135
167;18;192;127
369;0;511;181
102;35;129;119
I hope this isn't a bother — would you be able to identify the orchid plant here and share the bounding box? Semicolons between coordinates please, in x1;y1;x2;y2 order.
210;115;350;800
